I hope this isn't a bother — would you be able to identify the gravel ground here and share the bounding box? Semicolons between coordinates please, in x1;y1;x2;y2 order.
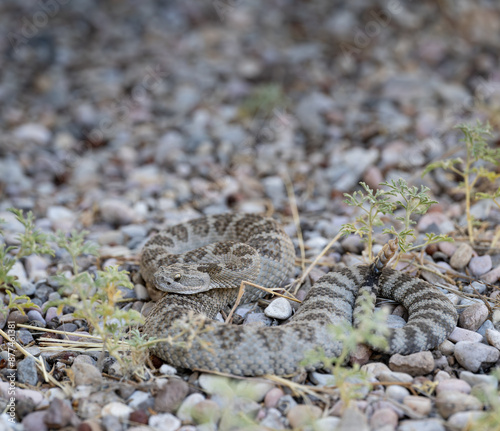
1;1;500;430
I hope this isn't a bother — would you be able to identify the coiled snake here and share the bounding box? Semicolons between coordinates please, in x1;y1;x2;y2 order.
141;214;458;376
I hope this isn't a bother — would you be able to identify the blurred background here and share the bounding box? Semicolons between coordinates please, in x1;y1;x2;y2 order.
0;0;499;229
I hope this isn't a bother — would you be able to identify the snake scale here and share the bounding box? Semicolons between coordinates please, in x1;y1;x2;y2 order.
141;214;458;376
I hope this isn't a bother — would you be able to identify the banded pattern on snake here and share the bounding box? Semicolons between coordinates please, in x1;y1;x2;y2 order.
141;214;458;376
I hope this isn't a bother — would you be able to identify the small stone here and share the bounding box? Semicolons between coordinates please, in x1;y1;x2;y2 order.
486;328;500;350
264;297;293;320
454;341;500;372
159;364;177;375
403;395;432;416
314;416;341;431
13;123;51;144
286;404;322;429
244;312;272;326
447;411;486;430
154;378;189;413
191;400;221;424
481;266;500;284
264;387;285;409
360;362;391;378
128;391;153;410
438;340;455;355
234;380;274;402
459;303;489;331
469;255;492;277
27;309;46;326
22;411;48;431
17;329;34;345
101;415;122;431
276;394;297;415
434;370;451;382
369;407;398;430
100;199;137;226
378;371;414;384
310;372;335;386
336;406;369;431
389;352;435;376
448;327;483;343
459;370;498;388
176;393;205;421
435;391;482;419
129;410;149;425
17;356;38;386
260;408;286;429
72;362;103;386
47;206;75;231
9;260;29;285
45;398;79;428
102;402;133;420
386;385;410;402
450;243;474;270
398;418;445;431
438;241;457;257
436;379;471;395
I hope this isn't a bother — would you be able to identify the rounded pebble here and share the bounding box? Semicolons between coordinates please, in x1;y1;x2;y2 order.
264;297;293;320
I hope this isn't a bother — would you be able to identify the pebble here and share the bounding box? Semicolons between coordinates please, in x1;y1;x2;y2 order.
336;406;369;431
264;297;293;320
398;418;445;431
72;362;103;386
264;387;285;409
259;408;285;429
286;404;322;429
314;416;341;431
154;378;189;413
435;391;483;419
386;385;410;403
17;356;38;386
13;123;51;144
100;199;137;225
276;394;297;414
378;371;414;384
454;341;500;372
403;395;432;416
434;370;451;382
128;391;154;410
17;329;34;345
159;364;177;375
369;407;398;430
176;393;205;421
436;379;471;395
458;303;489;331
22;411;48;431
438;340;455;355
45;398;80;428
481;266;500;284
450;243;474;269
469;255;492;277
446;411;486;430
149;413;181;431
27;309;46;326
360;362;391;378
101;402;133;420
486;328;500;349
191;400;221;424
244;312;273;326
129;410;149;425
388;352;435;376
448;327;483;343
459;370;498;388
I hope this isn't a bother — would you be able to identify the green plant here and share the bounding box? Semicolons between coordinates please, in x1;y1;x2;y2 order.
341;179;451;262
239;83;288;119
423;121;500;243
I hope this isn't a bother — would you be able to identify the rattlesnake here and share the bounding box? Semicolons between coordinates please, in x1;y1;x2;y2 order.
141;213;458;376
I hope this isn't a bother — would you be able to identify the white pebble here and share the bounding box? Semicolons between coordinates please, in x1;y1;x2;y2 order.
264;297;292;320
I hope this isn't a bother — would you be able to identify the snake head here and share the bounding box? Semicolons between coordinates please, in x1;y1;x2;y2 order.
153;263;211;294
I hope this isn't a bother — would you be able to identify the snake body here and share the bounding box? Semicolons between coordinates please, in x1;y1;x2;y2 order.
141;214;458;376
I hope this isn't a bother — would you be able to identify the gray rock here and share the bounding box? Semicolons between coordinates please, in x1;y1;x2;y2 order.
336;406;369;431
403;395;432;416
477;319;494;338
15;281;36;296
260;408;286;430
369;407;398;430
450;243;474;270
27;310;46;326
13;123;51;144
154;378;189;413
447;411;486;430
100;199;137;226
389;351;435;376
286;404;322;430
377;370;413;384
398;418;445;431
17;329;34;345
454;341;500;372
448;327;483;344
436;379;471;395
264;297;292;320
72;362;103;386
244;312;273;327
458;303;489;331
386;385;410;402
22;411;48;431
469;256;492;277
45;398;80;428
459;370;498;388
277;394;297;415
102;401;133;420
486;328;500;350
17;357;38;386
176;393;205;421
9;261;29;285
435;390;482;419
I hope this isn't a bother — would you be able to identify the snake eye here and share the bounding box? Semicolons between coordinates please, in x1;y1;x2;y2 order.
173;273;181;282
